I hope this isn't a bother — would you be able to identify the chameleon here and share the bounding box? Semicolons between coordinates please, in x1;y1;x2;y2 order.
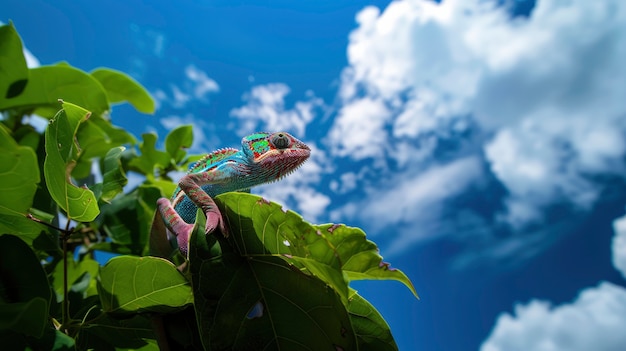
155;131;310;256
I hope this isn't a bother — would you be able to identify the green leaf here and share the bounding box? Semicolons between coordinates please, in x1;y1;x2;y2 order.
315;223;418;299
74;114;136;179
0;126;40;213
0;64;110;118
216;193;350;301
0;235;51;338
128;133;171;178
215;193;418;301
97;256;193;315
0;298;48;338
0;22;29;100
91;67;155;114
100;146;128;202
189;210;357;350
348;290;398;351
77;313;156;350
44;102;100;222
165;125;193;164
98;185;160;256
0;126;43;239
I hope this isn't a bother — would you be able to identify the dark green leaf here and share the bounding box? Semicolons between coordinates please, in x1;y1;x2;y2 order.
0;234;51;338
99;185;160;256
0;298;48;337
44;102;99;222
189;210;357;350
91;67;155;114
215;193;418;301
348;290;398;351
97;256;192;315
0;23;29;100
77;313;156;350
189;211;356;350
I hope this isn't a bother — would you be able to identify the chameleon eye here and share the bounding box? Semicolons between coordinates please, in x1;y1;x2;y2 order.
271;133;290;149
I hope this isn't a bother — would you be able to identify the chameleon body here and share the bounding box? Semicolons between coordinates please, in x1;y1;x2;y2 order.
157;131;310;255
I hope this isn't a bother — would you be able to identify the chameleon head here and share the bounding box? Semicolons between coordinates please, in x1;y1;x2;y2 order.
241;132;311;178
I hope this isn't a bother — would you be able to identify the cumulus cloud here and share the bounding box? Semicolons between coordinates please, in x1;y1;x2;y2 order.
481;210;626;350
484;119;625;228
327;97;391;160
327;0;626;237
331;156;484;254
230;83;323;137
612;213;626;280
481;282;626;351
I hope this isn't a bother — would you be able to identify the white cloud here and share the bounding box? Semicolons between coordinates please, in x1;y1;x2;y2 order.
185;65;219;99
24;48;40;68
481;210;626;350
230;83;322;137
612;212;626;280
481;282;626;351
327;97;391;160
153;65;220;110
331;156;484;254
328;0;626;233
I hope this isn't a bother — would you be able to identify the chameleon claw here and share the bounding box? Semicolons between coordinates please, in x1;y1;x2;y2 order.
204;210;228;237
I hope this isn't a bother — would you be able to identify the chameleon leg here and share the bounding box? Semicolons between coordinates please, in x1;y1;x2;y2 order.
177;173;228;237
156;198;194;255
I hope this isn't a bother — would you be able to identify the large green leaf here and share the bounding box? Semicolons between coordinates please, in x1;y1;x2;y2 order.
315;223;418;298
97;256;193;315
0;22;29;100
0;235;51;338
90;68;155;114
215;193;418;299
189;210;357;350
77;313;156;350
44;101;99;222
348;290;398;351
0;126;43;239
0;298;48;337
0;64;109;118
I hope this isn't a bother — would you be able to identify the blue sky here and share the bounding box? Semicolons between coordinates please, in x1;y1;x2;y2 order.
5;0;626;350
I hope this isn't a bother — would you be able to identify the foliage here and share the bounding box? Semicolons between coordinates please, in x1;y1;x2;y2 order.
0;22;418;350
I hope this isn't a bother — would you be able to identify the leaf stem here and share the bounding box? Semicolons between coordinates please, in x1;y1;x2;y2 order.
62;218;72;331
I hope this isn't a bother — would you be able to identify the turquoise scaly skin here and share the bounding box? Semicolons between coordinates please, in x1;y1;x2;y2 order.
157;132;310;255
